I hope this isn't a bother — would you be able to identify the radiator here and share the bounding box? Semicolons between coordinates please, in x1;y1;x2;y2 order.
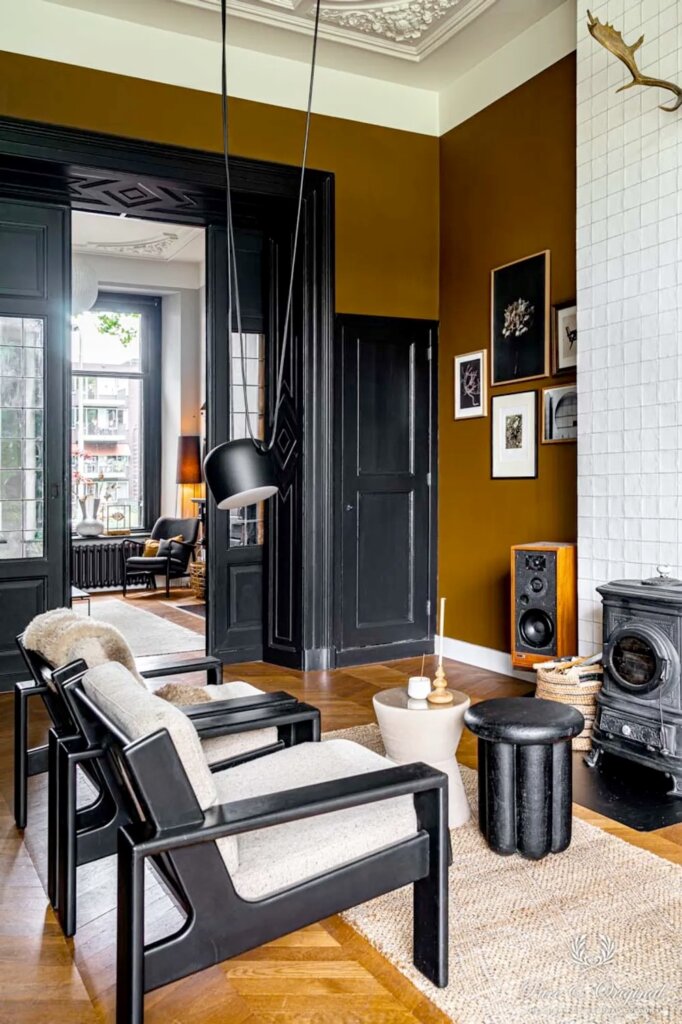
71;540;129;590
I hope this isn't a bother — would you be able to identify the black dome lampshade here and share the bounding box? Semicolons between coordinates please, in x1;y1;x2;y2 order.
203;438;278;510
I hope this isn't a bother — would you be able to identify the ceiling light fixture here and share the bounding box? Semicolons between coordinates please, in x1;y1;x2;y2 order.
203;0;322;511
72;255;99;315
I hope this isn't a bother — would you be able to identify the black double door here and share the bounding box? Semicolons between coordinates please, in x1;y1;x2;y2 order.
0;201;69;688
335;315;436;664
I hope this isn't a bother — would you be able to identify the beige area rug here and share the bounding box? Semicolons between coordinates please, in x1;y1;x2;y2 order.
328;724;682;1024
81;599;205;657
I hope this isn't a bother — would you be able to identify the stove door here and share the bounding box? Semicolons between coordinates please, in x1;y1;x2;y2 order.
605;621;678;696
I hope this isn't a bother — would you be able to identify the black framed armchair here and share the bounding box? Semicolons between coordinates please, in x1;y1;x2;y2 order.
69;664;449;1023
122;515;200;597
48;659;320;938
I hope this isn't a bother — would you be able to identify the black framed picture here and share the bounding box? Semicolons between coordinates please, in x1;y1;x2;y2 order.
454;349;487;419
491;390;538;479
542;384;577;443
491;251;550;386
553;301;577;374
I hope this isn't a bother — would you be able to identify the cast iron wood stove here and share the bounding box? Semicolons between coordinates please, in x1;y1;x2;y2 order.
588;568;682;796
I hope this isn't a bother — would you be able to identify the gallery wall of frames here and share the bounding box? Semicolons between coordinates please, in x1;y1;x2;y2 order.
453;249;577;479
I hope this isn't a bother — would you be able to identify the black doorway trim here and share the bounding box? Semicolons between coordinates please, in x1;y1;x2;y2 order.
0;115;336;670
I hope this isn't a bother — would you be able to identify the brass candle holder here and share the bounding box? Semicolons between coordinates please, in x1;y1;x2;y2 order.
427;662;453;704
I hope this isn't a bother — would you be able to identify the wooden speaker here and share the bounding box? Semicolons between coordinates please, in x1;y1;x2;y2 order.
511;542;577;670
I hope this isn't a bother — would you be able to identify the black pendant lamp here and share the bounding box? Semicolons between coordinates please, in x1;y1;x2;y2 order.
204;438;277;510
203;0;321;512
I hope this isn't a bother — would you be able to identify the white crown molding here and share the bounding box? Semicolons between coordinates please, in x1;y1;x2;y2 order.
171;0;498;62
8;0;439;134
76;231;181;259
438;0;576;134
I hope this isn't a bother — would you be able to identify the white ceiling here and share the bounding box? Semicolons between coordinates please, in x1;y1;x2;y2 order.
72;212;206;263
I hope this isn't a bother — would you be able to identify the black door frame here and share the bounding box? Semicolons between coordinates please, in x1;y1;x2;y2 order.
333;314;438;666
0;115;336;670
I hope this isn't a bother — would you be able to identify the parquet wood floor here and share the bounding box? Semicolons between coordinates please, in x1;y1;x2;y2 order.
0;590;680;1023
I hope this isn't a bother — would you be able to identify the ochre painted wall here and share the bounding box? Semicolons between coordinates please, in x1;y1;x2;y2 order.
0;50;439;320
439;55;577;653
0;50;577;654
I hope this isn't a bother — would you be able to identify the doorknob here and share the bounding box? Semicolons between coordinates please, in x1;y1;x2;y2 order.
345;504;354;512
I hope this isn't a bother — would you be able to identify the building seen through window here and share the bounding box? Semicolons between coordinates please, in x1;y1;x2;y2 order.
71;309;144;530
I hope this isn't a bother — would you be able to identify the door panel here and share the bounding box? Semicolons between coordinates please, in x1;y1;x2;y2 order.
263;223;303;667
337;315;435;662
206;226;268;663
0;202;69;689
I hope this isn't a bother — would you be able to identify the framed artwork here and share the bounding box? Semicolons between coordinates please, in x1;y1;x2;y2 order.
454;349;487;419
542;384;577;443
491;251;550;386
491;391;538;479
553;301;577;374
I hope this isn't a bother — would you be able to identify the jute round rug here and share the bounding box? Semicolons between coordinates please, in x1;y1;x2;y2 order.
327;724;682;1024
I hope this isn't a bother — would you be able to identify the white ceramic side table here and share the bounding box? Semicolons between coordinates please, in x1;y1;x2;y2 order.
372;687;471;828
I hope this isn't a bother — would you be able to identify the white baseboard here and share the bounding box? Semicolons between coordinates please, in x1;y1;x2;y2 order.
437;635;535;683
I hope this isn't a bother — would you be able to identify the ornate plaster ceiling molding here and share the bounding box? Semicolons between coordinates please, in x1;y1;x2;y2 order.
172;0;498;60
77;231;181;260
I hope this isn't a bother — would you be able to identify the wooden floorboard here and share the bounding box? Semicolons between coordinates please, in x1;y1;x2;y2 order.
0;590;680;1022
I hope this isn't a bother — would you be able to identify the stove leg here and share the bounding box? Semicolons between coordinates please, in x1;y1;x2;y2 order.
584;746;602;769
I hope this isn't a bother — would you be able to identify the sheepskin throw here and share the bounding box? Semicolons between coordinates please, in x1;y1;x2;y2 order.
23;607;144;683
155;682;214;706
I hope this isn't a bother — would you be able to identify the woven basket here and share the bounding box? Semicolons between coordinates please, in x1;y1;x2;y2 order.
189;561;206;600
535;660;603;751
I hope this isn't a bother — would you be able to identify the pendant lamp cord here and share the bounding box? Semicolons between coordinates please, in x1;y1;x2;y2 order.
220;0;322;453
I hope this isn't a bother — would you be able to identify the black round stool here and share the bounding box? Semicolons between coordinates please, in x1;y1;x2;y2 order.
464;697;584;860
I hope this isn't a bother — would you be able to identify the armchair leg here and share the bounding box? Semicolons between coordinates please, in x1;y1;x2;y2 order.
122;570;127;597
47;729;59;908
413;784;449;988
56;740;79;937
117;831;146;1024
13;684;28;830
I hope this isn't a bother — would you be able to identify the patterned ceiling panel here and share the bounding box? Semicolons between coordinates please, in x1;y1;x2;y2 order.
169;0;498;59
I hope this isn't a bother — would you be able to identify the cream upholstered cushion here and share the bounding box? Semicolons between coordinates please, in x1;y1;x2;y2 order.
214;739;418;900
83;662;217;809
199;681;278;766
83;663;247;872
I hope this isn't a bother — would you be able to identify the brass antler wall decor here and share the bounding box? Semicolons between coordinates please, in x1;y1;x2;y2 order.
586;10;682;112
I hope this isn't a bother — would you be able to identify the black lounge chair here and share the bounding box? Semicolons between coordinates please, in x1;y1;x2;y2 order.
64;663;449;1023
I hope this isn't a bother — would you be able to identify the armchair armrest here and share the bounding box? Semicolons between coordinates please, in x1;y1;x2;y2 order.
182;691;296;718
183;695;319;738
122;761;447;858
139;655;222;681
15;678;49;697
121;537;146;561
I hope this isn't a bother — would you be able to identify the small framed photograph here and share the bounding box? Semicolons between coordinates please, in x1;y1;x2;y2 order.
491;251;550;386
491;391;538;479
542;384;577;443
454;349;487;419
553;301;577;374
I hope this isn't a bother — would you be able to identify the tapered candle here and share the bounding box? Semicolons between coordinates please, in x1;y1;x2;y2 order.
438;596;446;666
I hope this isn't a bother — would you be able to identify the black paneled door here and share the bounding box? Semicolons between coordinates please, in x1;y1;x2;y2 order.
0;202;70;689
336;315;436;664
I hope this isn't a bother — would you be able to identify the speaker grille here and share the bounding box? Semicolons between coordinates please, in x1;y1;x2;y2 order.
514;548;557;656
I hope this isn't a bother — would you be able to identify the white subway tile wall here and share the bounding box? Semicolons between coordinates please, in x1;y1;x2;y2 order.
577;0;682;654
